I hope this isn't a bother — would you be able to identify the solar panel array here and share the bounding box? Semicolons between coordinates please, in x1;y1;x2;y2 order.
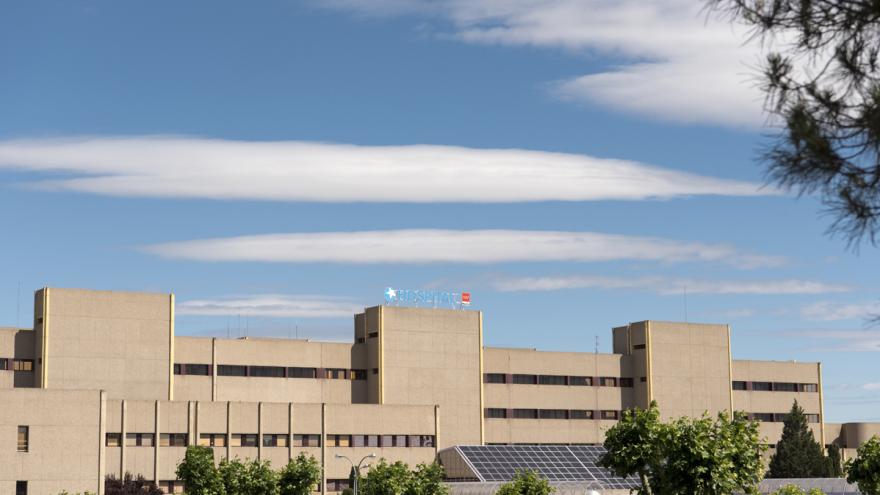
455;445;641;490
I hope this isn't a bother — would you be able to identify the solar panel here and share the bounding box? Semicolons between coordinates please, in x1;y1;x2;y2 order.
452;445;641;489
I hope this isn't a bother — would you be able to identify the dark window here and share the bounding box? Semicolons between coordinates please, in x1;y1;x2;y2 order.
105;433;122;447
0;358;8;370
512;374;537;385
484;373;507;384
600;410;619;420
485;408;507;419
350;369;367;380
752;381;772;391
539;409;568;419
293;434;320;447
750;413;775;422
357;338;365;343
569;376;592;386
218;365;247;377
126;433;154;447
372;368;379;375
185;364;210;376
289;367;317;379
619;378;634;388
232;434;258;447
418;435;434;447
633;344;646;350
512;409;538;419
538;375;567;386
16;481;26;495
775;382;798;392
13;360;33;372
599;377;617;387
570;410;594;420
801;383;818;393
263;434;289;447
368;332;379;338
732;381;747;390
250;366;285;378
640;377;647;382
805;414;820;423
173;363;182;375
160;433;188;447
17;426;28;452
326;368;347;379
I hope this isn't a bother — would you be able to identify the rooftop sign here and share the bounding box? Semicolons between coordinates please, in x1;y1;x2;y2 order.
384;287;471;309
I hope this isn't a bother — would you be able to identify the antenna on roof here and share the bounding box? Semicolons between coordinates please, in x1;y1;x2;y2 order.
595;335;599;354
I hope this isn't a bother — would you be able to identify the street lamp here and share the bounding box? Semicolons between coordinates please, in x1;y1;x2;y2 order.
335;453;376;495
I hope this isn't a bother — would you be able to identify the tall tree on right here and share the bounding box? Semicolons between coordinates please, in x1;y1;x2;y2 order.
768;400;828;478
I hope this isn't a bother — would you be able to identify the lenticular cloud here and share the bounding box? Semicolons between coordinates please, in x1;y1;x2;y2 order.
0;136;771;203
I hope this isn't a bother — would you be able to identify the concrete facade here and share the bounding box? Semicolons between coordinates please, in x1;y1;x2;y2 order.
0;287;876;494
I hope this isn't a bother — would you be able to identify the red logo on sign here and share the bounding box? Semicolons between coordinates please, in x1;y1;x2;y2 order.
461;292;471;305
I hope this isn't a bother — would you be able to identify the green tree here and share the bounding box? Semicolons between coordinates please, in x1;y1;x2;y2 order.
279;453;321;495
104;473;162;495
494;470;554;495
176;445;225;495
600;401;766;495
405;462;449;495
709;0;880;246
847;435;880;495
218;457;279;495
827;444;844;477
360;460;412;495
771;485;825;495
768;400;827;478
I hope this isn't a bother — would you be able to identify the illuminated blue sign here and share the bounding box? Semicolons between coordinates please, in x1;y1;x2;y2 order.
384;287;471;308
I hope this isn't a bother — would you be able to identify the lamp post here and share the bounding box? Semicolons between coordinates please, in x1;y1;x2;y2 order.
335;453;376;495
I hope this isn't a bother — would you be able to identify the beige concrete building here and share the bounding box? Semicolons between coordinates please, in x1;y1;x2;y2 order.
0;287;876;495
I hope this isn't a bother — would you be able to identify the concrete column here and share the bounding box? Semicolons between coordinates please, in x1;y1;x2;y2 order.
212;338;218;401
98;390;107;495
321;403;327;494
120;400;127;478
154;401;161;484
434;405;440;456
226;401;232;461
288;402;294;462
188;401;196;446
258;402;264;461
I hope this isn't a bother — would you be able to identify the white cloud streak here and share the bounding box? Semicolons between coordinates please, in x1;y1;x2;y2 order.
794;330;880;352
177;294;364;318
863;383;880;390
144;229;783;268
319;0;771;127
0;136;770;203
492;275;850;295
801;301;880;321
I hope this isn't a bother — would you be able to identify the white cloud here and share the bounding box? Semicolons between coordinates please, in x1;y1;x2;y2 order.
801;301;880;321
0;136;771;202
177;294;364;318
319;0;771;127
795;330;880;352
863;383;880;390
144;229;783;268
492;275;850;294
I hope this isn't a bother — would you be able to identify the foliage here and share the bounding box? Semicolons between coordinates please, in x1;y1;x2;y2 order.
56;492;96;495
768;400;828;478
770;484;826;495
105;472;163;495
494;469;554;495
176;445;225;495
406;462;449;495
219;457;280;495
600;401;766;495
279;453;321;495
826;443;844;477
846;435;880;495
708;0;880;246
360;460;413;495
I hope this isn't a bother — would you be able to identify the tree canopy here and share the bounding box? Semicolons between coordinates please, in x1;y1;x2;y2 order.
175;445;225;495
768;400;828;478
279;453;322;495
359;459;448;495
709;0;880;246
599;401;766;495
494;469;555;495
847;435;880;495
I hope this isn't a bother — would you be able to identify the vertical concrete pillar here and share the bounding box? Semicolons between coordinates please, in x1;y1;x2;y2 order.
288;402;294;462
258;402;264;461
226;401;232;461
98;390;107;495
188;401;196;446
211;338;218;402
434;405;440;456
154;401;161;484
120;400;127;478
321;403;327;495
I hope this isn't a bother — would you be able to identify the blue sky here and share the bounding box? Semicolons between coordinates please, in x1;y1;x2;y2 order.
0;0;878;422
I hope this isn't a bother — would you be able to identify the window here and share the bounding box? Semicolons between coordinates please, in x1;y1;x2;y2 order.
484;373;507;384
328;479;351;492
17;426;28;452
774;382;798;392
752;381;772;391
0;358;8;370
218;365;247;377
230;434;258;447
750;413;775;422
512;409;538;419
293;434;320;447
158;481;186;494
570;410;594;420
352;435;379;447
640;377;647;382
16;481;26;495
485;408;507;419
160;433;188;447
599;377;618;387
539;409;568;419
106;433;122;447
350;369;366;381
538;375;567;386
600;410;619;420
126;433;154;447
13;359;33;372
805;414;820;423
250;366;285;378
732;381;747;390
174;364;210;376
199;434;227;447
173;363;181;375
569;376;592;386
372;368;379;375
289;367;317;379
263;434;289;447
619;378;634;388
368;332;379;338
512;374;537;385
633;344;646;350
412;435;434;447
326;368;347;379
801;383;818;393
326;434;351;447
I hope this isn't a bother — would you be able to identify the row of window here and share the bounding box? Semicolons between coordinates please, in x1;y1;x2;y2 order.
749;412;820;423
0;359;34;372
484;408;620;420
174;364;368;380
484;374;634;387
105;433;434;448
732;381;818;393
